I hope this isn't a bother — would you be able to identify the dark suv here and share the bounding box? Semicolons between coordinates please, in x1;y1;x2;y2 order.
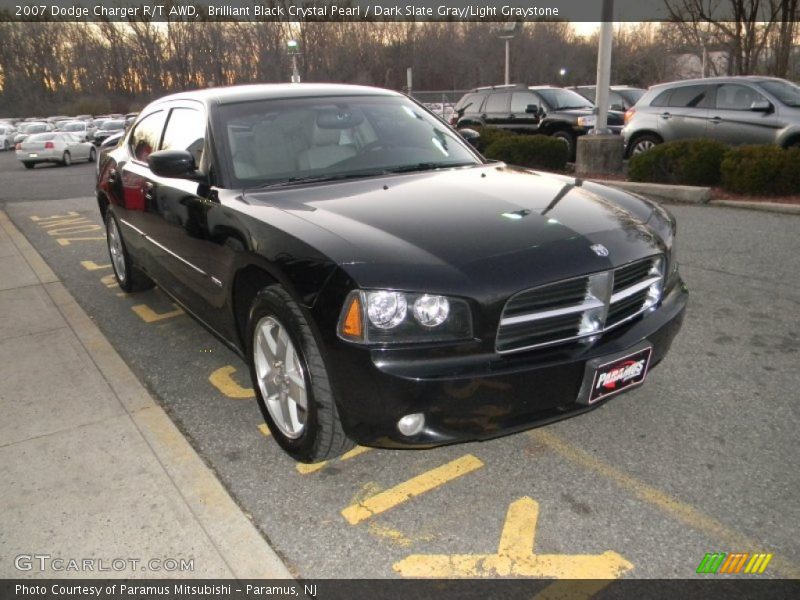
453;84;625;158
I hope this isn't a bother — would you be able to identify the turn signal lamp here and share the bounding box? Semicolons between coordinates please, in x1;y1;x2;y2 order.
340;293;364;341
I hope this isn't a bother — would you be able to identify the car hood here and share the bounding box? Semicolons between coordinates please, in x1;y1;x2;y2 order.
245;165;665;296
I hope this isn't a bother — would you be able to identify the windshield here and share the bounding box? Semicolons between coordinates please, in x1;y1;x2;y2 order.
24;124;47;133
536;88;594;110
102;120;125;131
218;95;481;188
758;79;800;107
63;122;85;131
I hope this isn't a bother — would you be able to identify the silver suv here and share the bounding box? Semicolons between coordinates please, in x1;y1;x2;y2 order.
622;76;800;156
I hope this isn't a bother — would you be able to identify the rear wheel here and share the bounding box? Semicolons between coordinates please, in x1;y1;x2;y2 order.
88;147;96;162
105;210;154;293
248;285;354;463
22;162;34;169
628;134;661;157
3;140;8;151
61;151;71;166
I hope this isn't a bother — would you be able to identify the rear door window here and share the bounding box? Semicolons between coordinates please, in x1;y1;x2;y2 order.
666;85;712;108
484;92;510;113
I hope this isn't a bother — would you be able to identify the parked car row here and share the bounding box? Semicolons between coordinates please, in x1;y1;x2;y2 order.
451;83;631;158
449;76;800;160
0;112;138;153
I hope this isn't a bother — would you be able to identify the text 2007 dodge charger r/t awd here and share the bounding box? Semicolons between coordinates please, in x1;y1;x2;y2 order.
96;84;687;463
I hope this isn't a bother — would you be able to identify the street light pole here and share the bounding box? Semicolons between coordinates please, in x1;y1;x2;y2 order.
505;39;510;85
498;22;520;85
591;0;614;135
287;39;301;83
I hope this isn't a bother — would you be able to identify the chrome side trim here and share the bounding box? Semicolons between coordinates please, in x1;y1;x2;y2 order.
144;236;207;276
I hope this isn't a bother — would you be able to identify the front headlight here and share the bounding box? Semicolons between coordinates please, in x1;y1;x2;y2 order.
577;115;596;127
338;290;473;344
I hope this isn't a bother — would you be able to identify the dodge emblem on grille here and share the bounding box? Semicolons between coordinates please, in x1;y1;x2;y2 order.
590;244;609;257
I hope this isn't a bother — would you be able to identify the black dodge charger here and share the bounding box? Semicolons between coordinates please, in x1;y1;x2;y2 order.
96;84;687;463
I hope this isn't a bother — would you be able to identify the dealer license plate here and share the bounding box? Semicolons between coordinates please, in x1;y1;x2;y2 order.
578;345;653;405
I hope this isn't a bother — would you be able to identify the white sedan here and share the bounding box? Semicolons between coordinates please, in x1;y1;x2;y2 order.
16;132;96;169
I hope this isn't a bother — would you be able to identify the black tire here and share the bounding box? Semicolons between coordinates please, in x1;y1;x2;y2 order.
22;162;34;169
62;151;71;166
88;147;96;162
3;140;8;151
551;130;576;160
247;285;354;463
627;134;662;158
105;210;154;293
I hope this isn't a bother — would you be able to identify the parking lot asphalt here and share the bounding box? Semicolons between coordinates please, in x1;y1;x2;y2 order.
1;148;798;581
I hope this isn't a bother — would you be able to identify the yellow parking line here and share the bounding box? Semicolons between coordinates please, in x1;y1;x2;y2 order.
131;303;184;323
257;424;271;437
80;260;111;271
341;454;484;525
209;365;255;399
100;274;118;289
296;445;371;475
531;429;800;579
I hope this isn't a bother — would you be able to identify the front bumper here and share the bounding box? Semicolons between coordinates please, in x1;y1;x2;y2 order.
324;280;688;449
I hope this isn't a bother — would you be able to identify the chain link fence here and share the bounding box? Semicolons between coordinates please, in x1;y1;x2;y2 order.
409;90;470;122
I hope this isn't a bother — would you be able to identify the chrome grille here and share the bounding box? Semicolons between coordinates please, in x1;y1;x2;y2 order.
496;256;664;354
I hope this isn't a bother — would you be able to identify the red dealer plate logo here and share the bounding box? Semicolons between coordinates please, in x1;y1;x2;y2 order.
588;347;653;404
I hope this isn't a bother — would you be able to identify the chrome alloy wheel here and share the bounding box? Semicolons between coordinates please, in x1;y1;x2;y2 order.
107;216;126;282
632;139;656;155
253;316;308;439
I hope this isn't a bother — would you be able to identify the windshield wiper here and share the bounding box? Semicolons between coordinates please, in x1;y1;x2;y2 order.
249;171;382;190
382;162;476;174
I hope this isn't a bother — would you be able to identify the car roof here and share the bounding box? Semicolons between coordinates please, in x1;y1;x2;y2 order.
150;83;402;107
649;76;789;90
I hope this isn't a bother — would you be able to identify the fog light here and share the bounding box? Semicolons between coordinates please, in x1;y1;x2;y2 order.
397;413;425;436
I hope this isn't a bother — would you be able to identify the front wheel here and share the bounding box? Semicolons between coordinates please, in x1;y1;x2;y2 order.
248;285;354;463
551;130;576;160
628;134;661;157
22;162;34;169
105;210;154;293
3;140;8;151
88;147;96;162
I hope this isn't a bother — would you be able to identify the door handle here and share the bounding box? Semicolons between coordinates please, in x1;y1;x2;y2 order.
480;114;487;119
660;112;672;120
709;116;722;125
143;181;155;203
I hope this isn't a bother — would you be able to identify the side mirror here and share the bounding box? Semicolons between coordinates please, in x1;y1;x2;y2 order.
525;104;539;114
148;150;197;178
458;128;481;148
750;99;773;113
611;103;625;111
